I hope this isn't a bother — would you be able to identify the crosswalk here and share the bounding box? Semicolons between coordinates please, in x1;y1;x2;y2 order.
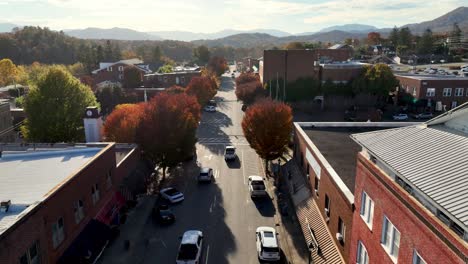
197;136;249;145
200;118;229;125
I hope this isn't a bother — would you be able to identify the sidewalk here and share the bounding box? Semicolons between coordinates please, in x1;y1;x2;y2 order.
98;195;156;264
259;155;309;264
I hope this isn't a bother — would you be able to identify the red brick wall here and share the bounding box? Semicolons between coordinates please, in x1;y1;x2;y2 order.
321;67;363;83
349;154;467;264
0;144;135;264
396;75;468;109
94;63;144;86
294;125;354;262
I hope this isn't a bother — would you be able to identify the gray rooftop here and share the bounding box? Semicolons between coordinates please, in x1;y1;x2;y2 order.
395;73;468;81
0;146;104;235
352;122;468;228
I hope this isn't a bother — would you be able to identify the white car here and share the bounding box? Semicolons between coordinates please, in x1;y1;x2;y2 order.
248;176;267;198
392;113;409;121
204;105;216;112
198;167;213;182
224;146;236;161
176;230;203;264
160;187;184;203
256;227;281;261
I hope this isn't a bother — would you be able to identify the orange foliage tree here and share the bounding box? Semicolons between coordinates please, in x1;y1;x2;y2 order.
136;93;201;178
235;79;266;105
208;56;229;76
186;76;217;105
102;103;144;143
242;98;293;171
235;72;259;86
367;32;381;45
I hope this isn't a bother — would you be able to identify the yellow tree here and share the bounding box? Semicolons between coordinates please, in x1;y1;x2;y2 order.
0;59;18;87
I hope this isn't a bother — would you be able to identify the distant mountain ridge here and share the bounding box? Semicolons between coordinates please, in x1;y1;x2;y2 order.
65;27;162;40
399;6;468;34
319;24;378;33
149;29;291;41
0;23;19;32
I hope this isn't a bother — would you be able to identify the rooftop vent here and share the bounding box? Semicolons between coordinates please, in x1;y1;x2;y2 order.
1;200;11;212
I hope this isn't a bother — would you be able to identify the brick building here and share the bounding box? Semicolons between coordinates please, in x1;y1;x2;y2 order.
143;70;201;88
349;104;468;264
292;122;416;263
259;48;354;85
395;74;468;111
0;100;14;142
0;143;140;264
92;58;152;88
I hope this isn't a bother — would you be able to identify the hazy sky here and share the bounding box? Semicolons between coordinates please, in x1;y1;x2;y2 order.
0;0;466;33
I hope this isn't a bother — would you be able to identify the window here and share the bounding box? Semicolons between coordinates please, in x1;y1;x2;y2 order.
360;191;374;229
91;184;100;205
73;199;84;224
324;195;330;217
181;77;185;84
412;87;416;96
357;241;369;264
118;74;123;80
52;218;65;248
412;250;427;264
20;241;40;264
314;177;320;196
106;170;112;189
118;66;124;72
426;88;435;97
158;76;162;81
176;76;180;84
163;76;168;83
443;88;452;97
107;66;113;72
381;216;400;261
338;217;346;242
455;88;464;97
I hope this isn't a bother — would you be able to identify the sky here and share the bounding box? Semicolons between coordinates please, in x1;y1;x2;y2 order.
0;0;466;34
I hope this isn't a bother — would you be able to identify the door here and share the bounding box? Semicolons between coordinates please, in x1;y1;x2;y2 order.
451;101;457;109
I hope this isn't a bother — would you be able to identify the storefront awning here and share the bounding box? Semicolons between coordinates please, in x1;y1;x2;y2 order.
95;192;126;226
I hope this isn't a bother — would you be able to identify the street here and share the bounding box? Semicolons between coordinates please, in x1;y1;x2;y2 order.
100;71;288;264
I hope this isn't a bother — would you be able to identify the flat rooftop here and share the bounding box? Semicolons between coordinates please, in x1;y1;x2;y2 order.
395;73;468;81
0;145;106;235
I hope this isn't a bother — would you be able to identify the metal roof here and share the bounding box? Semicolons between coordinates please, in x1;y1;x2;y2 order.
351;124;468;228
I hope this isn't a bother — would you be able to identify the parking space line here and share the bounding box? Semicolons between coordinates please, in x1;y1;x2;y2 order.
241;149;246;185
205;245;210;264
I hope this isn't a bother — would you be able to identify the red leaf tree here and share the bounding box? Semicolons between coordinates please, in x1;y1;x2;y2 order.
207;56;229;76
136;93;201;178
242;98;293;172
235;72;259;87
102;103;144;143
186;76;217;105
367;32;381;45
235;79;266;105
166;85;186;94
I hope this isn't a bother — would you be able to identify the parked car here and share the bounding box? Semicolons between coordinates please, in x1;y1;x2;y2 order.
208;99;217;106
428;70;436;74
256;226;281;261
413;112;433;119
248;176;267;198
392;113;409;121
224;146;236;161
204;105;216;112
160;187;184;203
231;73;235;78
153;204;175;224
198;167;213;183
176;230;204;264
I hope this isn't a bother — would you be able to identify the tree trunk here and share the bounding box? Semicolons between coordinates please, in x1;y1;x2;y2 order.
264;159;269;176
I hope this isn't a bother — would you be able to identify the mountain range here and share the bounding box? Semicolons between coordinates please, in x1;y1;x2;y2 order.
1;6;466;46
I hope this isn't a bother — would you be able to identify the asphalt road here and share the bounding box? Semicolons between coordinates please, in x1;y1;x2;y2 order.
133;72;280;264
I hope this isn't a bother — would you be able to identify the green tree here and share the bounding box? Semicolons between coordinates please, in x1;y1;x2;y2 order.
152;46;162;64
22;67;98;142
417;29;434;54
389;26;399;47
351;64;399;102
398;27;413;49
123;66;142;88
193;45;211;65
157;64;173;73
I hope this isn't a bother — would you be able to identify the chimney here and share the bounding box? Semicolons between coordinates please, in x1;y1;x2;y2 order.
83;106;103;143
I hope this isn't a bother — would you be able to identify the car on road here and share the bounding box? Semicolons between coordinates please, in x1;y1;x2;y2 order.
256;226;281;261
204;105;216;112
413;112;433;119
248;176;267;198
176;230;204;264
231;73;235;78
224;146;236;161
198;167;213;182
392;113;409;121
160;187;184;203
152;204;175;224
